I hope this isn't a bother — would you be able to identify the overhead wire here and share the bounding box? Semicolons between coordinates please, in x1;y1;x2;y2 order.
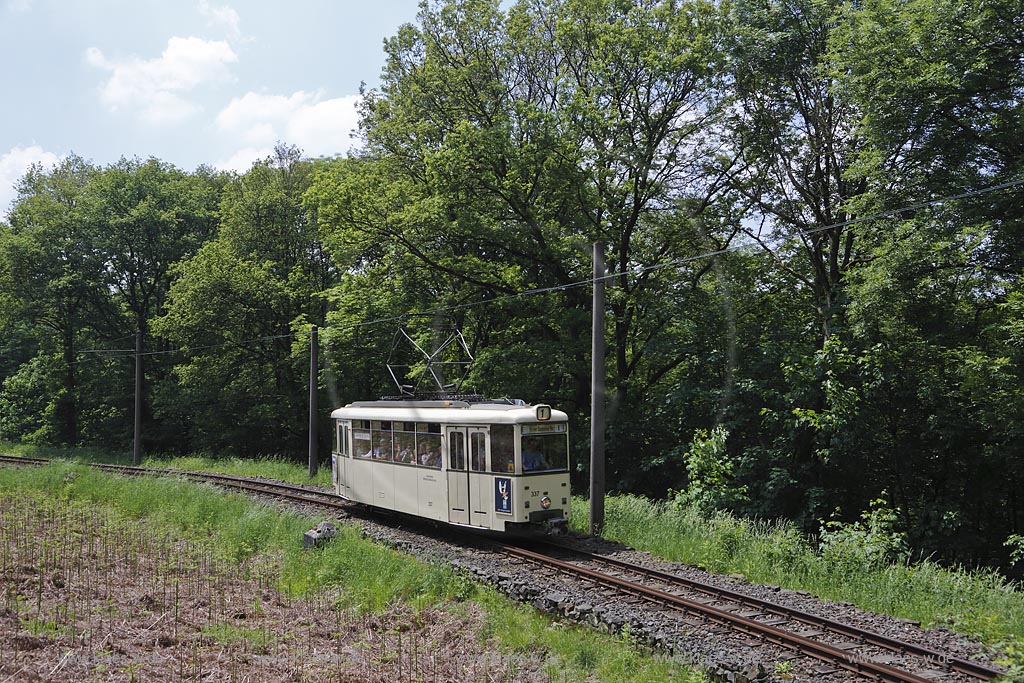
799;177;1024;236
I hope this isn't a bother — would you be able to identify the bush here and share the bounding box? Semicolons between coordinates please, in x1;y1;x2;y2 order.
819;496;909;571
671;426;746;512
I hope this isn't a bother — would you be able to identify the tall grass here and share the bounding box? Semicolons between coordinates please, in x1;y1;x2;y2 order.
572;494;1024;650
0;463;704;683
153;454;333;487
0;439;332;486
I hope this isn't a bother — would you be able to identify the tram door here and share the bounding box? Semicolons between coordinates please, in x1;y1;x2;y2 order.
446;427;490;527
334;421;350;497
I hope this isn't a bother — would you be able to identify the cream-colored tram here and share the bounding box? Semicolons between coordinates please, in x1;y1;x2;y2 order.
330;398;570;532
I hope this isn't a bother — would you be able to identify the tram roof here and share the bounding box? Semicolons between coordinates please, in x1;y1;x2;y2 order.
330;400;568;425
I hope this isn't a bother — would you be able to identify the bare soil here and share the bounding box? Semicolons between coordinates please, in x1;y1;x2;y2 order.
0;495;543;683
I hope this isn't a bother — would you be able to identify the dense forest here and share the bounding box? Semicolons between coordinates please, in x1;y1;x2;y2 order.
1;0;1022;571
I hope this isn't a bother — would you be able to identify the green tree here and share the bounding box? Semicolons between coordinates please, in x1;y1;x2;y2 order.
156;145;333;456
727;0;867;341
824;0;1024;564
0;155;97;444
312;0;738;489
82;157;223;450
86;157;222;337
722;0;869;519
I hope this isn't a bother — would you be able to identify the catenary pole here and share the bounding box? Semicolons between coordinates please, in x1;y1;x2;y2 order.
590;242;606;536
309;325;319;478
133;330;142;465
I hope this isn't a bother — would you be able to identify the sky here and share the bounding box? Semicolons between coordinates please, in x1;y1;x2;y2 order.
0;0;424;216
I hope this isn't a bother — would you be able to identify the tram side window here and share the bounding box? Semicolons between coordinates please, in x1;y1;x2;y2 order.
449;431;466;470
416;423;442;468
353;420;371;459
394;422;416;463
490;425;514;473
369;421;394;461
470;432;486;472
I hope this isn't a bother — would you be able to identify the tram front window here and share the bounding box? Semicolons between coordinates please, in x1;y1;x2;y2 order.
520;431;568;473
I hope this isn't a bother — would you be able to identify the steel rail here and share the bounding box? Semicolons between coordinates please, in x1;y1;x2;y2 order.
529;540;1003;682
492;541;941;683
0;454;50;465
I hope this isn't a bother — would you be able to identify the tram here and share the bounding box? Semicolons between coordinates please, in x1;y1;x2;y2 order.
330;397;570;533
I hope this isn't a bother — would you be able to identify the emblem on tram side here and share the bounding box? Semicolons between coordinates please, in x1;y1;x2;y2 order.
495;477;512;514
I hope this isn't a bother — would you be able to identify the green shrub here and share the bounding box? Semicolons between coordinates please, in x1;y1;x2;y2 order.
818;496;909;572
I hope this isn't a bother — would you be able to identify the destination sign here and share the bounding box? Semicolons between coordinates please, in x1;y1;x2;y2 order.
522;423;567;435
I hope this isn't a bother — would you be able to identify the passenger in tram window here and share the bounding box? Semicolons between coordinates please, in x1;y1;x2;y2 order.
373;435;392;460
423;448;440;468
522;437;549;472
395;431;415;463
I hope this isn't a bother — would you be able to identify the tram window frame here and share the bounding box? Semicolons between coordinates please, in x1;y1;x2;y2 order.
394;423;416;464
449;431;467;471
490;424;514;473
520;424;569;473
335;422;350;457
368;421;394;461
417;429;442;468
470;431;487;472
352;421;372;459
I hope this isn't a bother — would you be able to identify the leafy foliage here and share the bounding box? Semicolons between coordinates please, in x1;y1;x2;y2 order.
672;426;747;512
819;497;909;571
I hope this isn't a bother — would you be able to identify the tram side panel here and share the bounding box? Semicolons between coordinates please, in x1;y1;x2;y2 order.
372;463;395;509
417;469;446;521
394;465;418;516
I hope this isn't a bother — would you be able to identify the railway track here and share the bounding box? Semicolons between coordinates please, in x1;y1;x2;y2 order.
0;454;1008;682
489;539;1005;683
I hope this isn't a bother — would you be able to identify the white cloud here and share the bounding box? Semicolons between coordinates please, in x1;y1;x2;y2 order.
214;145;274;173
286;96;362;153
214;91;361;169
86;36;238;125
216;91;316;143
198;0;241;40
0;145;60;219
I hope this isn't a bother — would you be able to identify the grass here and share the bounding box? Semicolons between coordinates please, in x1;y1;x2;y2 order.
6;439;1021;667
0;462;705;683
200;623;274;653
571;494;1024;663
0;439;333;487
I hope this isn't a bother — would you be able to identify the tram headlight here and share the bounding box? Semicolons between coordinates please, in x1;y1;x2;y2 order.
540;496;552;510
